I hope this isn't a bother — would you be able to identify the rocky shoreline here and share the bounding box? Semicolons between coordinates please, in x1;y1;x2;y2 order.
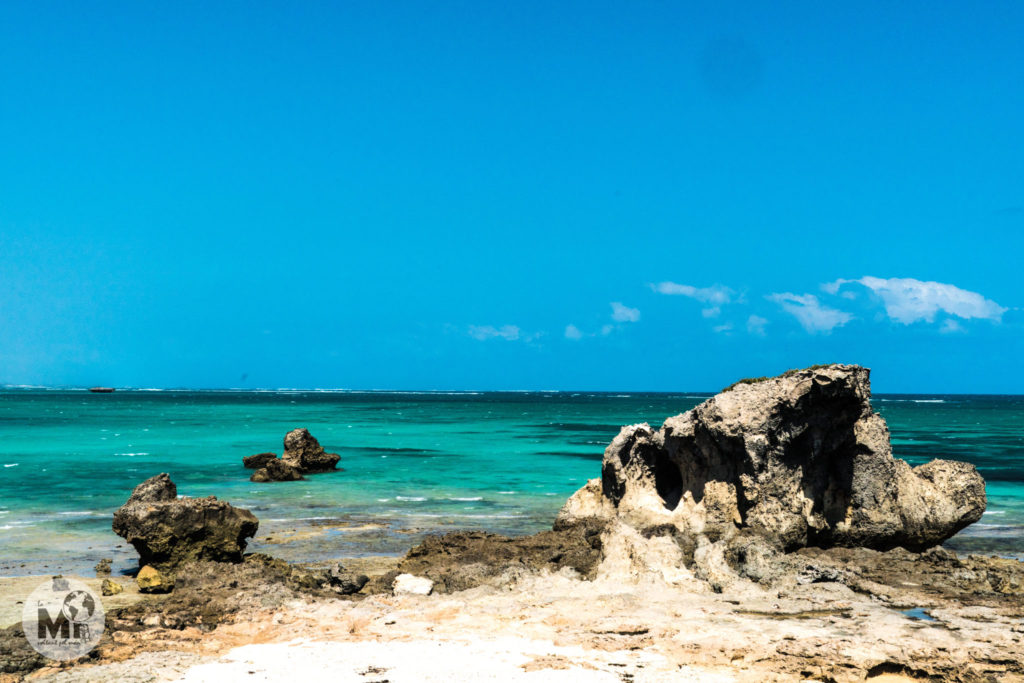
2;365;1022;682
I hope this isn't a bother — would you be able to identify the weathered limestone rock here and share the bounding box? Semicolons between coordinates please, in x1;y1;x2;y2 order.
101;578;124;596
113;473;259;570
559;364;986;553
136;565;171;593
392;573;434;596
250;458;304;483
282;428;340;473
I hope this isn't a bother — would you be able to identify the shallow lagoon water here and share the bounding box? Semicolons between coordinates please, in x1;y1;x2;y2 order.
0;389;1020;576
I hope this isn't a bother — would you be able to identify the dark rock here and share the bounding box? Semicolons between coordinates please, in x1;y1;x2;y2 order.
112;473;259;570
326;563;370;595
282;428;340;473
0;624;46;674
392;519;606;593
250;458;305;483
560;364;986;553
94;557;112;575
243;452;278;469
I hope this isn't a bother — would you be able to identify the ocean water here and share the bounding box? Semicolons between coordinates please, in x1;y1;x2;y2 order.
0;390;1020;577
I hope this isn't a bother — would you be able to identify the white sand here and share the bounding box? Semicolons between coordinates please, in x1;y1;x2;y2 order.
175;637;722;682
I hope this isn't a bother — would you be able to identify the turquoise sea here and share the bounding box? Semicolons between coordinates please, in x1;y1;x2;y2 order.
0;389;1021;577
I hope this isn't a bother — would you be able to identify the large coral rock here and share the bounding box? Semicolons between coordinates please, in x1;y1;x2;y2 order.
559;364;985;552
282;428;340;473
112;473;259;569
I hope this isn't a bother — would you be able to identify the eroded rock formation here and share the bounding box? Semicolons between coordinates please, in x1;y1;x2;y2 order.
250;458;304;482
282;428;341;473
244;428;341;482
559;364;985;553
112;473;259;570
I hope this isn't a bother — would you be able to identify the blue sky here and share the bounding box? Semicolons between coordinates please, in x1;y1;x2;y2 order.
1;1;1021;392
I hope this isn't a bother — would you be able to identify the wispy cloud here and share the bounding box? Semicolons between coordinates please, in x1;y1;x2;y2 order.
650;282;732;305
746;314;768;336
564;324;583;340
610;302;640;323
767;293;852;333
468;324;521;341
940;319;965;334
825;276;1007;324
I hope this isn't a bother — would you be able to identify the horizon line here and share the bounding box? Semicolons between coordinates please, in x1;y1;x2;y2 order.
2;384;1022;397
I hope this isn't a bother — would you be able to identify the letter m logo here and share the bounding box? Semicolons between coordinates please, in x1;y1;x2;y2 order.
37;609;69;639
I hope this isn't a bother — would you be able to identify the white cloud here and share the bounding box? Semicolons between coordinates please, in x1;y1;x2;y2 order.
468;324;521;341
826;276;1007;324
600;324;614;336
746;314;768;336
650;282;732;305
564;324;583;340
940;319;965;334
610;302;640;323
713;323;733;333
701;307;721;318
767;293;852;333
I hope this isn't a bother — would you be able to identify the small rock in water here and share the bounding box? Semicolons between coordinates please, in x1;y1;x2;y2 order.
392;573;434;596
250;458;305;483
282;428;341;473
101;578;124;596
243;452;278;469
94;558;112;575
136;565;172;594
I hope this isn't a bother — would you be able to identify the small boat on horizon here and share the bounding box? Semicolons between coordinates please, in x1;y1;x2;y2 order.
88;387;116;393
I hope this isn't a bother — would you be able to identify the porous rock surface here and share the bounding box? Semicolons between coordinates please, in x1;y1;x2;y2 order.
250;458;304;483
112;473;259;570
559;364;986;553
282;428;340;473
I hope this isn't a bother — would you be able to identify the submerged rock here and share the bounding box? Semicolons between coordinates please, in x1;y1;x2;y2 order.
559;364;985;553
243;452;278;469
112;473;259;570
282;428;341;473
250;458;304;483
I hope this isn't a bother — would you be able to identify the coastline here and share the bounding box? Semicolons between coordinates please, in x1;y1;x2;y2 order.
3;369;1023;681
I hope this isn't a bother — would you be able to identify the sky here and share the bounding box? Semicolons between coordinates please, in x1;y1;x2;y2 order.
0;1;1021;393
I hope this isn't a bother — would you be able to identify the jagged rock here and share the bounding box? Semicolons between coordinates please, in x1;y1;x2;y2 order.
94;558;112;575
326;563;369;595
250;458;305;483
113;473;259;569
101;578;124;596
136;565;172;593
559;364;986;553
393;573;434;596
243;452;278;469
282;428;340;473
